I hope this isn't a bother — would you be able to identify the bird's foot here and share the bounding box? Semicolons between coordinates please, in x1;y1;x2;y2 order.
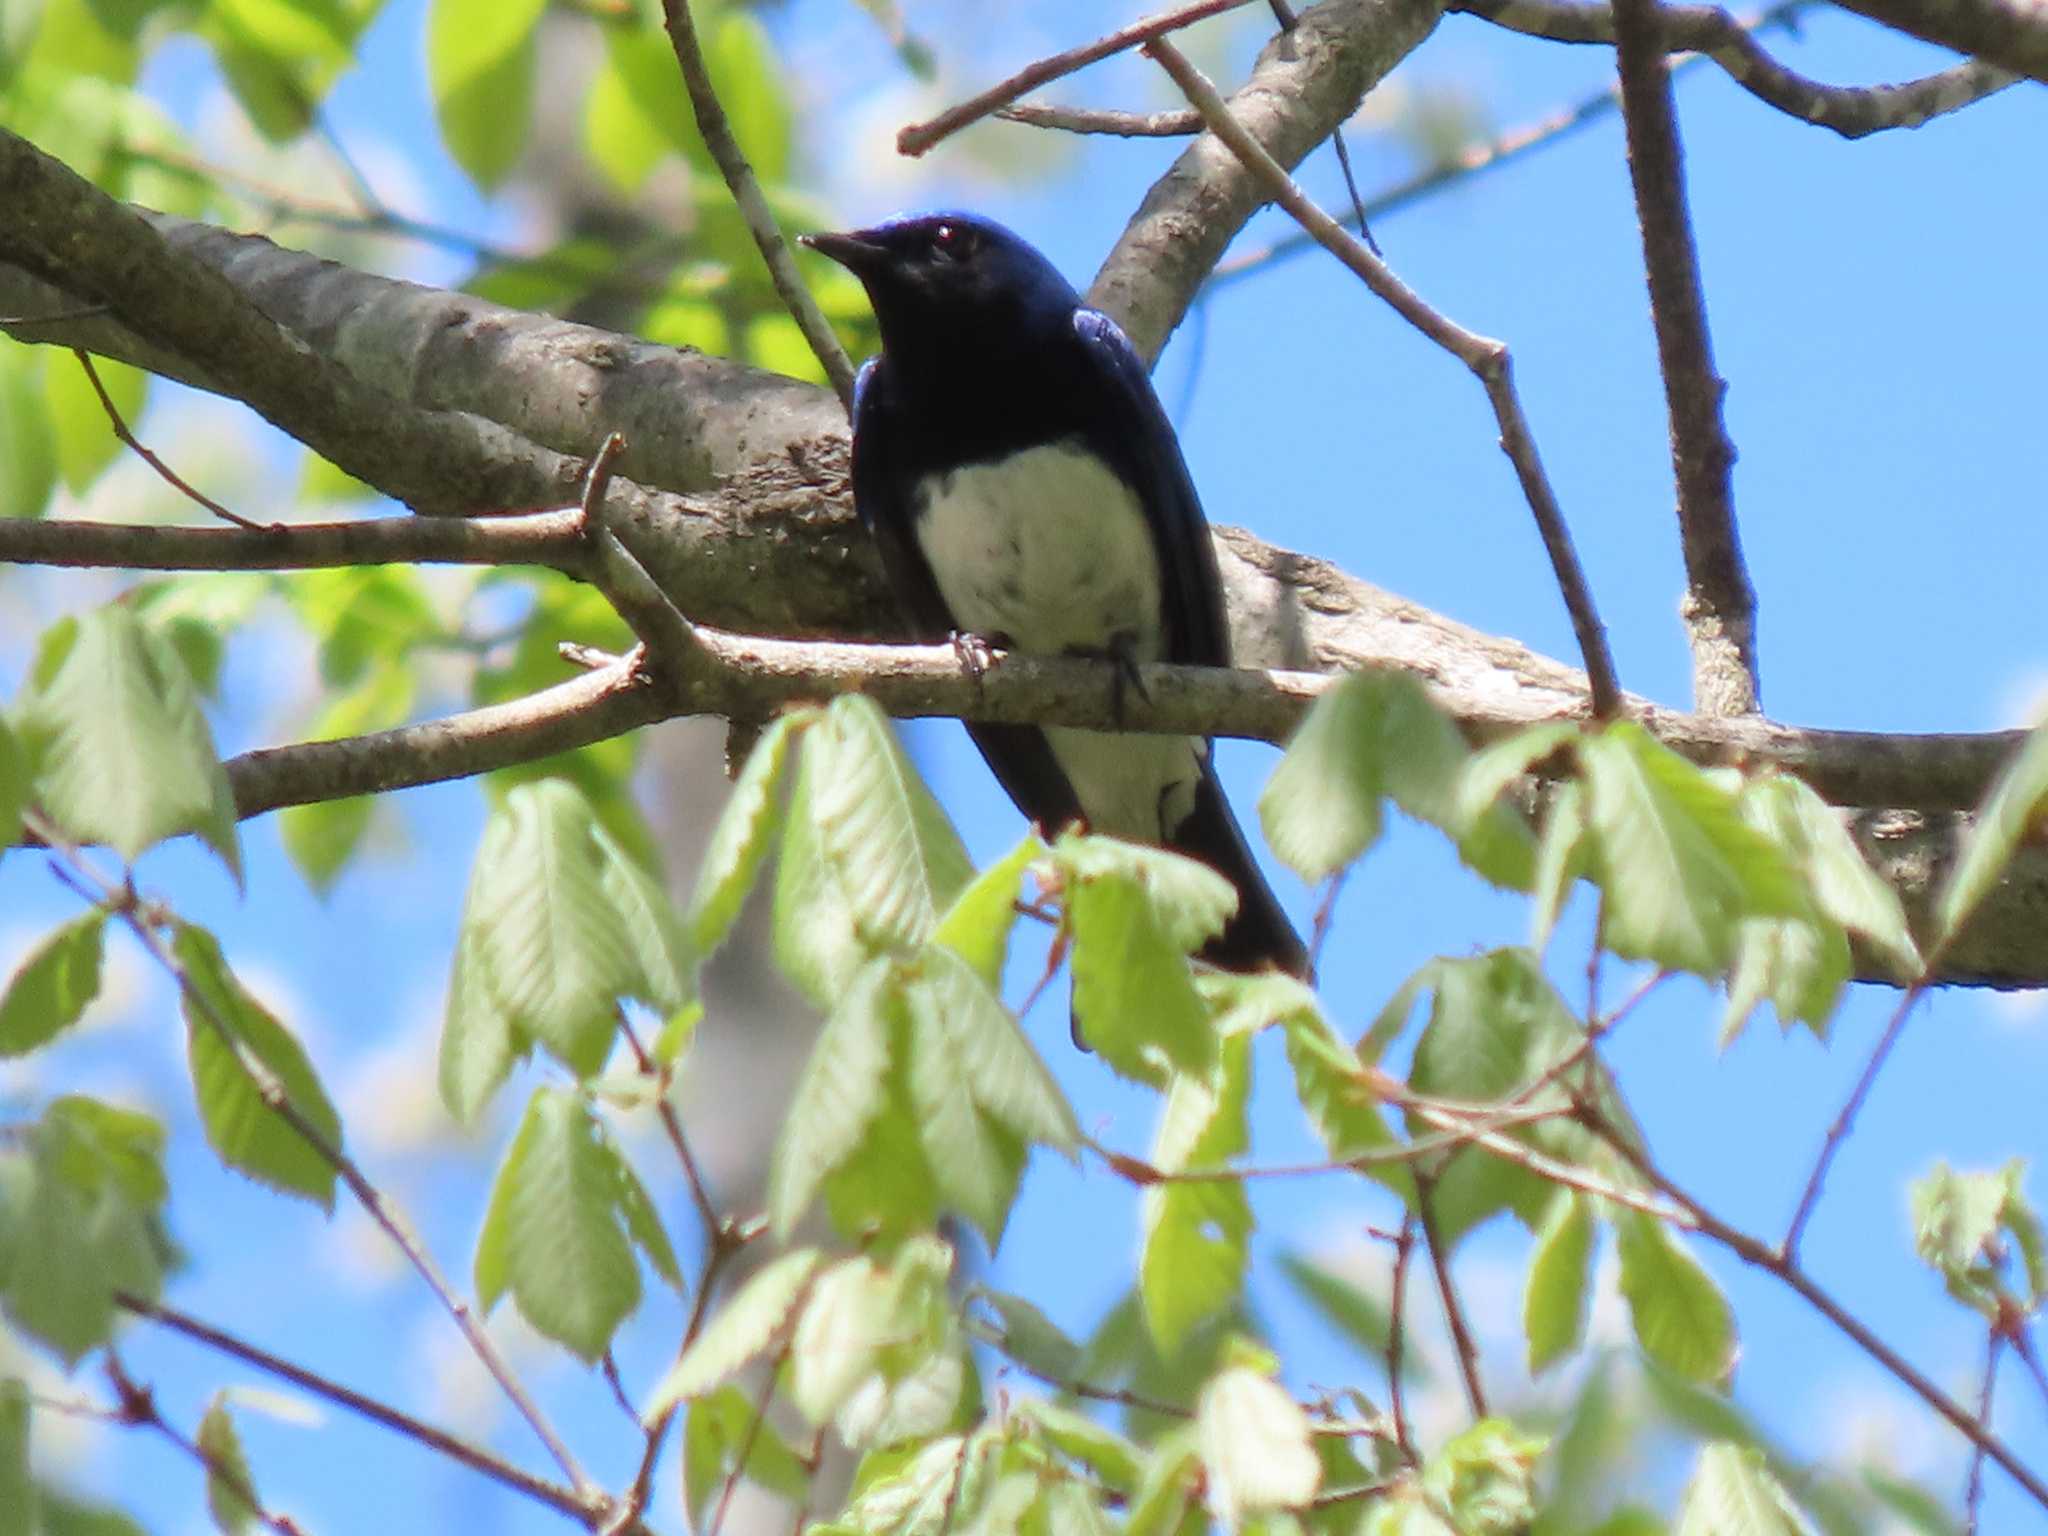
950;629;1006;682
1106;630;1150;727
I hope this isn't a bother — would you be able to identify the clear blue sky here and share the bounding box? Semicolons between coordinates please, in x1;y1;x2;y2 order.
3;0;2045;1528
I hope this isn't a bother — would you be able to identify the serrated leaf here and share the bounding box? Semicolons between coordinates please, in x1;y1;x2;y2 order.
1531;780;1589;949
1674;1443;1817;1536
1066;868;1214;1084
176;925;341;1208
685;712;800;954
1260;674;1388;883
1721;908;1849;1046
767;958;896;1236
1420;1419;1546;1534
790;1256;898;1426
1053;835;1237;953
279;664;413;893
1911;1157;2046;1317
1280;1011;1410;1201
807;696;973;954
612;1146;681;1290
462;780;637;1077
1197;1366;1319;1527
197;1395;258;1536
1141;1038;1252;1354
1581;726;1804;976
1012;1400;1144;1492
1937;721;2048;951
0;912;105;1057
933;832;1044;987
682;1383;814;1527
644;1248;822;1419
592;823;694;1014
974;1288;1081;1383
911;944;1077;1153
473;1087;640;1360
1615;1210;1735;1388
0;1379;31;1536
773;745;870;1009
438;922;529;1125
14;605;241;879
1751;775;1920;978
1524;1191;1594;1373
427;0;542;188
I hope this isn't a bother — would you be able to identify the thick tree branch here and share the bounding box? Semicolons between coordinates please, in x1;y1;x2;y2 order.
1611;0;1760;715
1826;0;2048;87
1460;0;2018;134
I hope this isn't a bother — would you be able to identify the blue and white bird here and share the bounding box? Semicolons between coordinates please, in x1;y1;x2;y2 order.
803;212;1305;987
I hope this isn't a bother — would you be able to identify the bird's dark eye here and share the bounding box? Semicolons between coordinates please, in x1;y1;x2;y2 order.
931;222;975;261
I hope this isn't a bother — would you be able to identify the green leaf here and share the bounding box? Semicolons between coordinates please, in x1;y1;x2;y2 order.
1011;1399;1144;1492
1420;1419;1546;1535
0;345;58;519
472;1087;640;1361
1579;726;1802;976
684;712;801;954
1750;775;1920;977
682;1384;814;1528
772;744;871;1010
45;352;146;493
1;1096;167;1362
0;1379;31;1536
612;1144;682;1290
703;9;790;181
0;912;106;1057
582;22;690;194
1197;1365;1320;1527
592;822;694;1014
1054;832;1238;954
807;695;973;954
1937;720;2048;951
203;0;362;140
1721;908;1848;1046
176;924;341;1207
287;566;438;689
789;1255;900;1427
13;604;241;879
910;943;1077;1152
1530;780;1589;950
0;719;24;850
426;0;542;188
197;1395;259;1536
1141;1038;1252;1355
644;1248;822;1419
460;780;639;1077
1911;1158;2046;1318
1674;1443;1817;1536
278;664;414;893
973;1287;1082;1382
1280;1009;1411;1201
1277;1253;1405;1369
767;958;896;1236
1524;1192;1594;1374
437;922;529;1125
1615;1210;1735;1388
932;832;1045;988
1066;865;1215;1084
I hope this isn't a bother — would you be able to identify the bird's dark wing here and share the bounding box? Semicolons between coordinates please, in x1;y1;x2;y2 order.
848;357;1085;834
1069;309;1231;670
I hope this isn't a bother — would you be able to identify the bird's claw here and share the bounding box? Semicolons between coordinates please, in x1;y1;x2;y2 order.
1106;631;1150;727
951;629;1003;682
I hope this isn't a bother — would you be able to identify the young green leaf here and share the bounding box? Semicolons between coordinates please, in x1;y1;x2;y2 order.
789;1254;901;1426
1747;775;1920;978
1673;1443;1817;1536
1936;720;2048;952
910;944;1078;1154
932;832;1045;987
611;1145;682;1291
1066;868;1215;1084
973;1288;1082;1383
684;712;802;954
1615;1210;1736;1388
0;1379;31;1536
1258;672;1389;883
1280;1010;1411;1202
1524;1191;1595;1374
644;1248;822;1418
1196;1365;1320;1528
682;1384;815;1528
438;923;530;1125
807;695;973;954
1011;1400;1145;1493
1721;910;1849;1046
591;821;694;1015
0;912;105;1057
767;959;897;1237
279;663;413;893
1141;1038;1253;1355
1053;834;1238;953
13;604;241;879
1911;1158;2047;1318
472;1087;641;1361
0;717;25;849
772;747;872;1010
197;1395;259;1536
1419;1420;1547;1535
175;924;342;1209
460;780;639;1077
1531;779;1589;950
426;0;544;189
1579;726;1802;977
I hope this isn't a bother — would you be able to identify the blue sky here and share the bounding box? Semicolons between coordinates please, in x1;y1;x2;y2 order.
3;0;2046;1529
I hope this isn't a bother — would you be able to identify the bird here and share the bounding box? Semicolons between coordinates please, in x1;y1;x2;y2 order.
802;211;1307;994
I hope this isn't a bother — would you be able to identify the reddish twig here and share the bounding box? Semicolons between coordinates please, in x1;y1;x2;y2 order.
71;349;268;530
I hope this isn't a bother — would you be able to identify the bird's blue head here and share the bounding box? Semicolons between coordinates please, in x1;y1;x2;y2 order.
801;212;1080;366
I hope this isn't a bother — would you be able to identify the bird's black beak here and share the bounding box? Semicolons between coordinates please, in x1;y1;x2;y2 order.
799;228;888;274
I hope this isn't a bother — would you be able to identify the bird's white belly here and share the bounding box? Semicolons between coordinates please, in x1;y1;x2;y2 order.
915;443;1202;842
915;443;1163;659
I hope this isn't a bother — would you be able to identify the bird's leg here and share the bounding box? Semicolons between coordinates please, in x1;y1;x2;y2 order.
1104;628;1150;728
949;628;1007;682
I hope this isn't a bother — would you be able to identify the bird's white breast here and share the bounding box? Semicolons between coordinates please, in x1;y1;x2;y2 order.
914;441;1202;842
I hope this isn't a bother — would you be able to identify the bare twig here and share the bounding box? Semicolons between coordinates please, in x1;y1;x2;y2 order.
0;506;592;576
709;1344;787;1536
1380;1217;1421;1464
1459;0;2016;137
1609;0;1758;716
897;0;1263;156
997;101;1201;136
71;349;267;530
1413;1171;1489;1418
104;1352;304;1536
1965;1332;2003;1535
659;0;855;406
1146;38;1624;719
1266;0;1381;253
970;1314;1194;1420
114;1291;586;1521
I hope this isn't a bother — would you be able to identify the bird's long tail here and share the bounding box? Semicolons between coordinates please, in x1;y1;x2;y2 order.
1174;760;1308;980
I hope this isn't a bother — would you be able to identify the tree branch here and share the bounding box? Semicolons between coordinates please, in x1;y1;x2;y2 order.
1825;0;2048;87
1611;0;1760;716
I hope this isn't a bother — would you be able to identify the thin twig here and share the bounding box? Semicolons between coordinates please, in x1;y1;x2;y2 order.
1412;1171;1489;1418
1145;38;1624;720
28;813;596;1503
114;1291;586;1521
897;0;1263;156
1380;1217;1420;1464
104;1352;304;1536
659;0;856;406
615;1011;723;1246
1266;0;1380;254
709;1344;787;1536
970;1317;1194;1420
1965;1332;2004;1536
997;101;1200;136
1609;0;1758;716
71;350;268;531
1781;982;1928;1259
